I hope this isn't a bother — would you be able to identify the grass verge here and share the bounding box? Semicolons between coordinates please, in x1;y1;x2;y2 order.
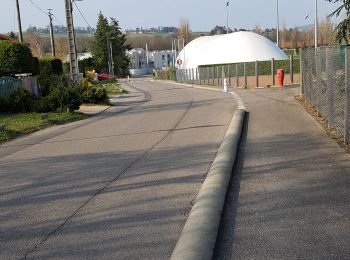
295;95;349;152
101;83;129;96
0;112;88;143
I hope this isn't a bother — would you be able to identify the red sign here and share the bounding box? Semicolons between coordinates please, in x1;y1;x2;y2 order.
176;59;182;65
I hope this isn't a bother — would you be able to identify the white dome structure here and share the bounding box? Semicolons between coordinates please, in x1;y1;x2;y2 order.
176;31;288;69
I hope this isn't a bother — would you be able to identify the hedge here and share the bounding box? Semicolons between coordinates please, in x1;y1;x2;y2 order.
39;57;63;76
0;40;33;77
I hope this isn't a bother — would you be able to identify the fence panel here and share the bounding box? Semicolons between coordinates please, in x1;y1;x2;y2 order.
0;77;22;97
301;46;349;144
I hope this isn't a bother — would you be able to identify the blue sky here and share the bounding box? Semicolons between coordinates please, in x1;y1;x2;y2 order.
0;0;342;33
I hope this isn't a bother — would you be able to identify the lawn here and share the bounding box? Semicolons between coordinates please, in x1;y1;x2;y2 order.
100;83;129;96
0;112;88;143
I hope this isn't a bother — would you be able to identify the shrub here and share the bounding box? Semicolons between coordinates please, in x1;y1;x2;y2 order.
0;40;33;77
47;85;82;112
76;78;108;104
7;87;32;112
31;96;53;113
79;57;95;73
32;57;40;76
39;57;63;76
0;96;9;113
38;74;73;97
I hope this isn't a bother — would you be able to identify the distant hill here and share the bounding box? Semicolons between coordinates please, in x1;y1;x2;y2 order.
296;24;314;32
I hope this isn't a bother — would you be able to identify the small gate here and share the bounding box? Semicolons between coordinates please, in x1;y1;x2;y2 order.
0;77;22;97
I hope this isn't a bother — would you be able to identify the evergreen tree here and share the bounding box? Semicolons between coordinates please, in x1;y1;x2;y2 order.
92;12;130;77
109;18;130;77
327;0;350;43
92;12;109;73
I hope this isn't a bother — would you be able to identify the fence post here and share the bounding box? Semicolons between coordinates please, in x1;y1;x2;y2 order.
236;64;239;87
271;58;275;86
227;65;231;87
212;67;215;86
244;62;247;87
326;47;334;128
345;47;350;145
300;49;304;97
255;60;259;88
290;55;294;84
193;68;195;84
315;48;320;117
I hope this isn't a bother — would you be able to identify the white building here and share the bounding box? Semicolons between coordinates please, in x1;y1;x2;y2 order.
126;49;175;76
175;31;288;70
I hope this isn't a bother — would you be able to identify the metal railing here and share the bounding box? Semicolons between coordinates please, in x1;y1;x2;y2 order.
0;77;22;97
301;46;350;144
176;56;300;88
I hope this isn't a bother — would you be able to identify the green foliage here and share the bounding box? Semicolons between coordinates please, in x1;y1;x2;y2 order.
39;57;63;76
327;0;350;44
63;62;70;75
79;57;95;73
76;78;109;104
0;40;33;77
32;57;40;76
92;12;109;73
0;112;87;143
7;87;32;112
92;12;130;77
38;74;69;96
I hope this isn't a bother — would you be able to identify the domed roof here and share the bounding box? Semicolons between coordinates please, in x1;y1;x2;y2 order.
176;31;288;69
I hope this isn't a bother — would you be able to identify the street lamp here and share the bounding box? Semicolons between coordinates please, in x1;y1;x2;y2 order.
276;0;280;47
226;2;230;34
304;0;318;49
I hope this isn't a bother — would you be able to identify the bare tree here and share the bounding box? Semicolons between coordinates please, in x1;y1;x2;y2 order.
178;18;191;47
252;24;263;35
319;17;336;46
24;31;47;57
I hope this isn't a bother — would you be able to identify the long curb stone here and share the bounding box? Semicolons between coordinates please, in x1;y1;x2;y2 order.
171;108;246;260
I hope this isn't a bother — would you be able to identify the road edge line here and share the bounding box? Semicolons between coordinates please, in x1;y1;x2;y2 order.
170;108;246;260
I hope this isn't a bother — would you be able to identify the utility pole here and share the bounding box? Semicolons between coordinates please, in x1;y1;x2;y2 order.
48;9;56;57
226;2;230;34
64;0;79;81
107;37;111;75
276;0;280;47
15;0;23;42
110;40;114;77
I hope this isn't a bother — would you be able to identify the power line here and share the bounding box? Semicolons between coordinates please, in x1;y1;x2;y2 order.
52;13;65;26
73;1;92;28
28;0;48;15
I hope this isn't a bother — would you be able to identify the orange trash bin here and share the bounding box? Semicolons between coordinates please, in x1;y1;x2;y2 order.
276;69;284;87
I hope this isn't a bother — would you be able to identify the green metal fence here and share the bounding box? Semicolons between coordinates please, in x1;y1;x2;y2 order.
0;77;22;97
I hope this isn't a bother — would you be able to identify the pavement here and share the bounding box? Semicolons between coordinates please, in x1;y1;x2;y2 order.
214;86;350;259
0;80;237;259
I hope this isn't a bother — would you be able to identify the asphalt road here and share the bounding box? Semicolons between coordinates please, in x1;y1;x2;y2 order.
215;87;350;259
0;80;237;260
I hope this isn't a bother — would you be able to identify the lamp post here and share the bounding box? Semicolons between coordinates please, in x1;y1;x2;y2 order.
226;2;230;34
276;0;280;47
315;0;318;48
305;0;318;49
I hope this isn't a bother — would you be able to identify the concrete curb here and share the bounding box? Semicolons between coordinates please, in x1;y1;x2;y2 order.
171;108;246;260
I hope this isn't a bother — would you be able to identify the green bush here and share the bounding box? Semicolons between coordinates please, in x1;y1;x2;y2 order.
79;57;95;73
7;87;32;112
76;78;108;104
39;57;63;76
38;74;73;97
0;96;9;112
0;40;33;77
32;57;40;76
